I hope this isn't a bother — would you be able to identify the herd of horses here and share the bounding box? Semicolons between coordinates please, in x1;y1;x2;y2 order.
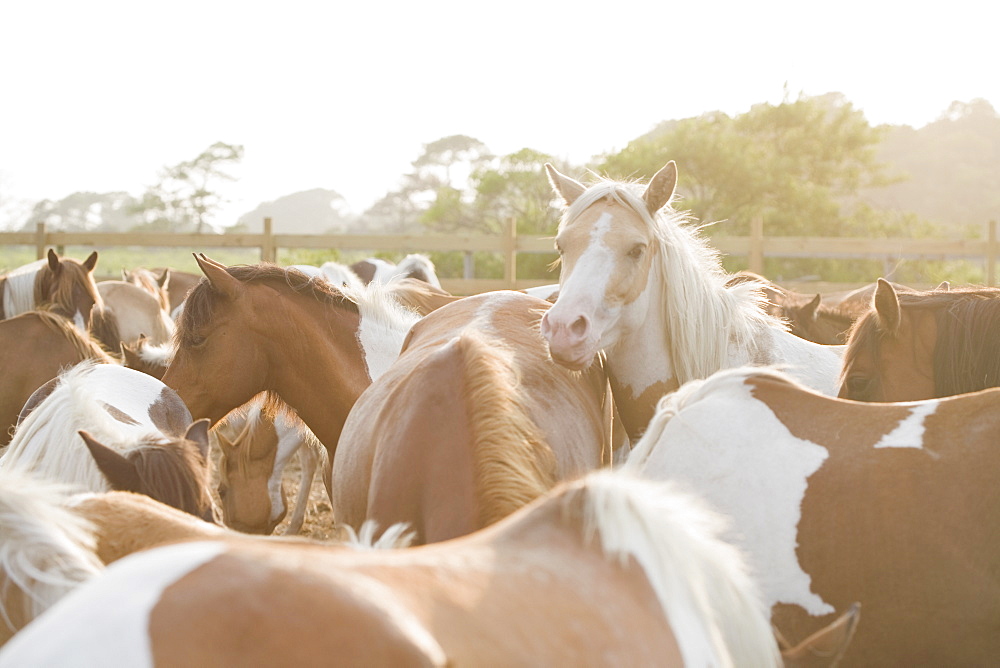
0;162;997;665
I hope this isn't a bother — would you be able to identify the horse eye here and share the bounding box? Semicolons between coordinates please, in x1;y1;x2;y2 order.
628;244;645;260
845;376;873;399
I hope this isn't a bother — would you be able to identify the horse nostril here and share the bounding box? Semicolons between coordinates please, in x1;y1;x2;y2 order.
570;315;589;338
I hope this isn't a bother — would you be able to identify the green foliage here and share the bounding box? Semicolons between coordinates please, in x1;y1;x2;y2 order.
21;191;142;232
131;141;244;233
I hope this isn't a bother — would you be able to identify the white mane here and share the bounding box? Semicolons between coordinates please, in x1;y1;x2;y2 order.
578;469;779;667
564;182;780;386
0;469;103;628
138;340;175;368
2;259;44;318
0;361;166;492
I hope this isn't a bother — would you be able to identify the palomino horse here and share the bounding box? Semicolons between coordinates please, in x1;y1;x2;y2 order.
0;469;103;647
350;253;443;289
839;279;1000;401
540;162;843;439
0;362;216;522
0;249;102;331
334;290;615;544
161;255;423;497
0;470;781;667
216;398;325;535
0;310;114;445
625;366;1000;665
94;280;175;347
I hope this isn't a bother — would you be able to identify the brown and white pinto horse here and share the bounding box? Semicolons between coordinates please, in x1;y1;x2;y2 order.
540;163;843;439
351;253;443;289
0;362;216;522
334;290;615;544
626;366;1000;666
0;311;114;445
161;255;422;497
0;470;103;647
0;470;781;667
0;249;102;331
94;280;175;347
839;279;1000;401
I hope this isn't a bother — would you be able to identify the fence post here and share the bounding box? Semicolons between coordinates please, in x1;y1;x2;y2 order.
504;217;517;289
262;217;275;263
988;220;997;287
35;222;46;259
748;215;764;275
463;251;474;280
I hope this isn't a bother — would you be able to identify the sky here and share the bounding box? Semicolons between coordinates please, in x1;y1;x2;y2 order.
1;0;996;228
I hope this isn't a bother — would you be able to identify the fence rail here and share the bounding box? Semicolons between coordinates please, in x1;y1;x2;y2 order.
5;218;998;293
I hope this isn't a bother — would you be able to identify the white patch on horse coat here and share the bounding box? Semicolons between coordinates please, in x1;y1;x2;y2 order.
764;329;844;396
2;259;44;318
555;212;617;328
352;285;421;382
874;400;938;449
634;373;835;616
0;542;226;667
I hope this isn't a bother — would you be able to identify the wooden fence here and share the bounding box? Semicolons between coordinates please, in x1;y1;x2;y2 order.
4;218;998;294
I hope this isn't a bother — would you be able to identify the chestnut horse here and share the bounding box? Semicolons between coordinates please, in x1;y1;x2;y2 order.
0;249;102;331
540;162;843;439
0;310;114;445
626;366;1000;665
334;290;615;544
161;255;423;497
0;362;216;522
839;279;1000;401
0;470;781;667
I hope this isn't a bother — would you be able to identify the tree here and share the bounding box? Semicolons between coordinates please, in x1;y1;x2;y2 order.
21;191;142;232
132;141;244;233
598;92;893;236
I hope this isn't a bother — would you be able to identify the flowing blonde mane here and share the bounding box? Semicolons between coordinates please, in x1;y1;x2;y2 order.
32;309;114;363
2;260;45;318
563;181;780;385
0;469;103;630
457;332;557;527
570;469;779;667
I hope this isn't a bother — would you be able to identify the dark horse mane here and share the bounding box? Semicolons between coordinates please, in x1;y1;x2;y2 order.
844;287;1000;396
126;438;214;521
176;263;360;348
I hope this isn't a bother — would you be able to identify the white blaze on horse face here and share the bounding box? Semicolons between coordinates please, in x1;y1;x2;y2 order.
639;377;835;616
544;212;619;367
874;400;939;449
0;541;226;667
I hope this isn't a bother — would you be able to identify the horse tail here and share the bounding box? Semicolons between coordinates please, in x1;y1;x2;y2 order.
0;469;103;634
458;332;557;528
568;469;780;668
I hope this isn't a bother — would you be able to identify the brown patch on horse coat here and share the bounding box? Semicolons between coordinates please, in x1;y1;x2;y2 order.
746;374;1000;664
99;402;141;426
349;259;377;285
611;375;678;440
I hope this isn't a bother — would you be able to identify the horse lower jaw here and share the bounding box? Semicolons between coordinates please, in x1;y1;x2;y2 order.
549;347;596;371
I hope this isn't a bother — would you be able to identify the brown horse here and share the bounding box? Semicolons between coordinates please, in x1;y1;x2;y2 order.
839;279;1000;401
1;362;216;522
334;290;615;544
161;255;423;498
0;249;102;331
0;470;782;666
0;311;114;445
627;366;1000;665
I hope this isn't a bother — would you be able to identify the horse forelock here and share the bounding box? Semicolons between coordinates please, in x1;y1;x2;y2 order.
565;469;779;668
126;439;213;519
35;258;102;319
456;332;557;528
840;311;884;392
0;470;103;628
177;264;359;347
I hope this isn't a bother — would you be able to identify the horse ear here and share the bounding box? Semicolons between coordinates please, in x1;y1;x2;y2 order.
803;294;822;321
121;268;130;281
79;430;142;492
194;253;242;300
157;268;171;290
120;341;143;370
778;602;860;666
47;248;61;273
935;280;950;291
873;278;901;336
216;428;236;455
184;418;212;461
642;161;678;215
83;251;99;273
545;163;586;207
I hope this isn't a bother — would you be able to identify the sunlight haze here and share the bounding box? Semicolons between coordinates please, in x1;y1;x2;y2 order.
1;0;994;226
